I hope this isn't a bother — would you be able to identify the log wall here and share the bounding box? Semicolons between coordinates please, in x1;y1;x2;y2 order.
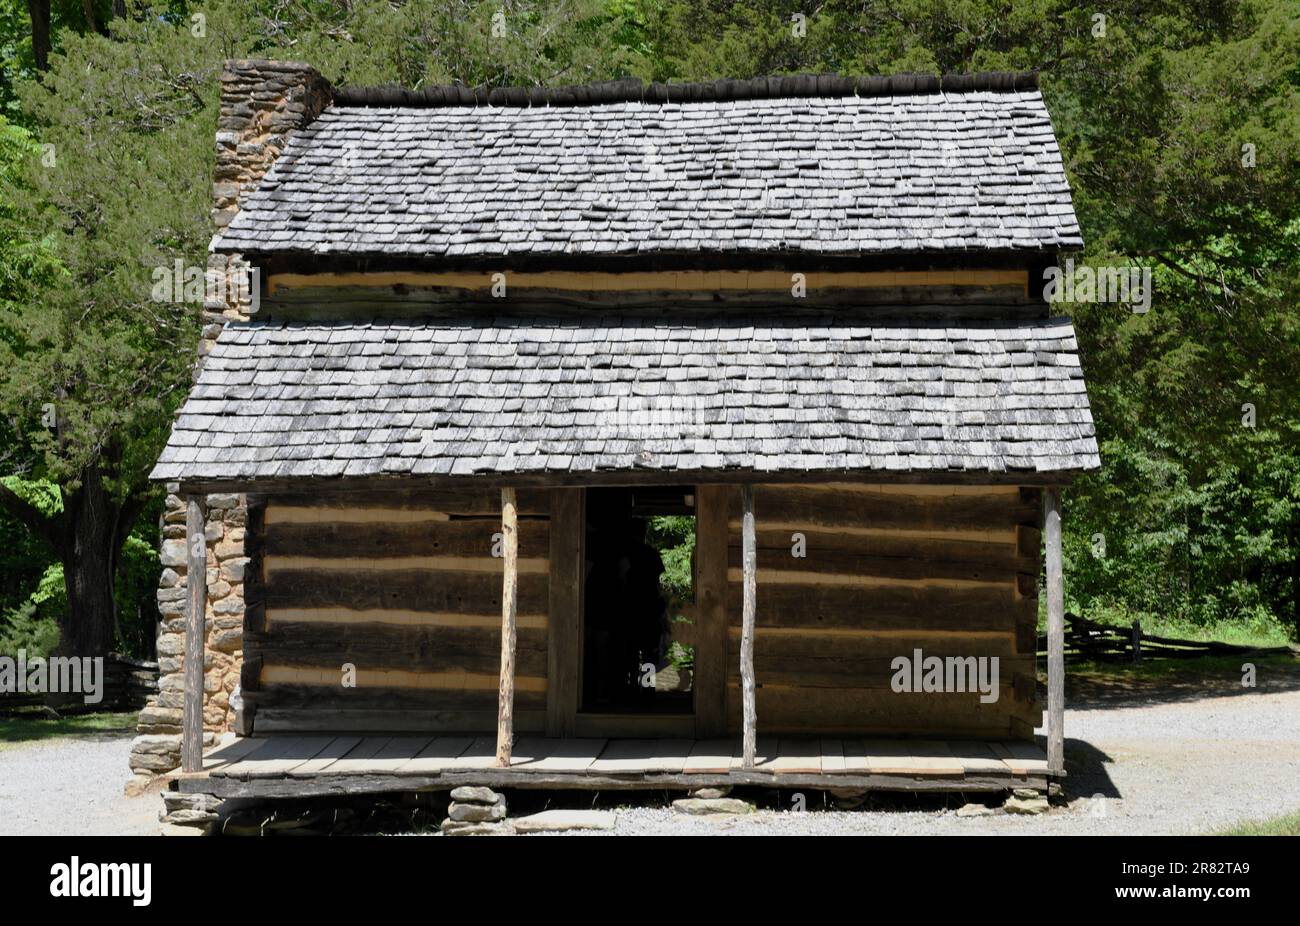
242;489;550;734
721;483;1042;739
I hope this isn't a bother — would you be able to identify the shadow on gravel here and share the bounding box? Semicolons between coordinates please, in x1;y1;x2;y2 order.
1057;737;1120;802
1061;654;1300;711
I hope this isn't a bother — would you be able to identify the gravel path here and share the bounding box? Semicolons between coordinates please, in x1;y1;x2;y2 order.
0;733;158;836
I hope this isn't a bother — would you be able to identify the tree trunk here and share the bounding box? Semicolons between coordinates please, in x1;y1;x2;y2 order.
27;0;51;71
56;469;121;658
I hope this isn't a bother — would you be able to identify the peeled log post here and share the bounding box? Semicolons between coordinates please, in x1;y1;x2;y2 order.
740;484;758;769
1043;487;1065;775
182;496;207;773
496;487;519;766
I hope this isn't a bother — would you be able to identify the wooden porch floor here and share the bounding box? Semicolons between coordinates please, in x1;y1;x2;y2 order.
180;734;1054;798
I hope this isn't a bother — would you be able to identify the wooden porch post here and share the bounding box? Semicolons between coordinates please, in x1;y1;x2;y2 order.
1043;487;1065;775
739;484;757;769
496;487;519;766
182;495;207;773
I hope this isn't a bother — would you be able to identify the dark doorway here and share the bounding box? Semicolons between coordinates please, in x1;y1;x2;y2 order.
581;486;695;714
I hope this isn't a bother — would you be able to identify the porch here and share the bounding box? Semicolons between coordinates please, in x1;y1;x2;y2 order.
177;733;1053;799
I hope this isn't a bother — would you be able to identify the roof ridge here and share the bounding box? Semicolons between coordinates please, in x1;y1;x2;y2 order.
331;72;1039;108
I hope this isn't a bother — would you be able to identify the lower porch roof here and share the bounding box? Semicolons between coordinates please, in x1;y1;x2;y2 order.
151;315;1100;486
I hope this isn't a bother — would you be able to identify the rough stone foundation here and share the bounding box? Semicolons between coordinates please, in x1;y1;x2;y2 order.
127;493;247;786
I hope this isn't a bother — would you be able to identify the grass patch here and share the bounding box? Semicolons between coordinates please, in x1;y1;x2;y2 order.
0;710;136;752
1067;652;1298;683
1215;809;1300;836
1129;617;1291;650
1041;609;1293;650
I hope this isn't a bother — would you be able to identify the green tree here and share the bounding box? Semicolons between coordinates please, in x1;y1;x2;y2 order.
0;15;219;656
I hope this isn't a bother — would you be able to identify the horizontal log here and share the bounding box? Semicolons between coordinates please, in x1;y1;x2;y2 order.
727;545;1023;584
743;526;1027;569
729;628;1019;660
264;607;547;630
725;655;1035;701
813;482;1027;496
250;622;547;677
265;518;550;559
187;468;1080;498
267;268;1030;295
265;488;550;519
259;664;546;694
724;583;1030;631
728;485;1039;532
266;555;548;575
252;709;547;735
245;683;546;713
265;568;549;614
725;685;1041;734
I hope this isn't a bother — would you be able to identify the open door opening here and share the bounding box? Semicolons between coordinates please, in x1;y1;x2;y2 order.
581;486;695;714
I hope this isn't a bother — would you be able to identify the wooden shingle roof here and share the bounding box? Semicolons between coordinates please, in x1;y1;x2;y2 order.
152;316;1100;485
215;77;1081;262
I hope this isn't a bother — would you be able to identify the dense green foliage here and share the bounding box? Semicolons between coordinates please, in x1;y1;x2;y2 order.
646;515;695;603
0;0;1296;653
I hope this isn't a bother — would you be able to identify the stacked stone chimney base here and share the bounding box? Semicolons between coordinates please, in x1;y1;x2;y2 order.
126;492;247;792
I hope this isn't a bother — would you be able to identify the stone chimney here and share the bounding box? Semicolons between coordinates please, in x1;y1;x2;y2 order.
207;59;332;325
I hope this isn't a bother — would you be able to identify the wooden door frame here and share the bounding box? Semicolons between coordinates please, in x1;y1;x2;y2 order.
548;484;727;738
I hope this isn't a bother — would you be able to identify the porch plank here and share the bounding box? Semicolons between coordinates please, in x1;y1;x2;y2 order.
289;736;363;777
449;735;499;770
644;738;694;774
840;739;871;774
507;736;553;767
772;739;822;775
863;739;918;775
395;736;474;775
244;736;338;778
731;736;778;773
904;740;966;777
589;739;659;775
991;740;1049;776
683;739;733;774
367;736;435;773
525;738;606;773
219;736;302;778
204;735;1033;787
950;740;1010;775
819;739;847;774
319;737;392;775
203;735;264;773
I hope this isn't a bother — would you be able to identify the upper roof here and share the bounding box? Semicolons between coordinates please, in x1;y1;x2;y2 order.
151;314;1100;486
215;73;1082;262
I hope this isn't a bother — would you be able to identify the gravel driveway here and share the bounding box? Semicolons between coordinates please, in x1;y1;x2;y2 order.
0;732;158;836
2;665;1297;836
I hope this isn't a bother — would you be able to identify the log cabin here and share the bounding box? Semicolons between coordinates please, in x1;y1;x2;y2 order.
150;62;1098;799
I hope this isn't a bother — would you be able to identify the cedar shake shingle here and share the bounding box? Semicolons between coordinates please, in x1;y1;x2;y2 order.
151;316;1100;482
215;90;1082;260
